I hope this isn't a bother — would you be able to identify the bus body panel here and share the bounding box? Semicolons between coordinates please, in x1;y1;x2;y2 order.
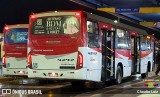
86;47;102;81
6;57;27;68
28;47;102;82
28;48;88;80
3;68;27;76
3;24;28;76
28;68;87;80
2;67;7;75
140;51;153;73
28;10;155;82
31;52;78;70
115;49;132;77
3;57;27;76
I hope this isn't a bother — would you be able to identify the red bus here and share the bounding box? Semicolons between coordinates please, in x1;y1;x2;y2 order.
28;10;155;84
2;24;28;76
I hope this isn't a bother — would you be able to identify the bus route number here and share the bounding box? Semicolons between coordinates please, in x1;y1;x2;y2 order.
88;52;97;55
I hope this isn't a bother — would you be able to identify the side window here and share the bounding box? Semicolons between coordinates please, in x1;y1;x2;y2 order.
146;36;151;51
151;41;154;51
87;21;100;48
126;31;131;49
140;36;151;51
115;29;130;49
140;36;147;51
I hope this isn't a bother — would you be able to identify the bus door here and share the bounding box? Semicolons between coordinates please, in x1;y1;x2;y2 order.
131;36;141;74
152;39;156;71
101;28;115;81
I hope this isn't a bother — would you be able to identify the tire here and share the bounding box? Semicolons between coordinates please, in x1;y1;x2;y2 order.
141;73;145;78
116;66;122;84
146;68;149;77
141;67;148;78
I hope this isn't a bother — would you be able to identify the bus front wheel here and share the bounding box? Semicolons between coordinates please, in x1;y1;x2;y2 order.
116;66;122;84
141;67;148;78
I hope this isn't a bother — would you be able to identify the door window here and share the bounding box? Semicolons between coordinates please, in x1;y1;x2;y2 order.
87;21;100;48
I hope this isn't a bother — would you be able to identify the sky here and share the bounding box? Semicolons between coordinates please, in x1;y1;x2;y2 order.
0;0;78;32
1;0;159;39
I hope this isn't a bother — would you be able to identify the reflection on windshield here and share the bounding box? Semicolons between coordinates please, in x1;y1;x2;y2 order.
5;28;28;43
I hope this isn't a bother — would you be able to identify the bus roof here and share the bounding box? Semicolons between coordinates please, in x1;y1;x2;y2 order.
30;10;83;18
4;24;28;29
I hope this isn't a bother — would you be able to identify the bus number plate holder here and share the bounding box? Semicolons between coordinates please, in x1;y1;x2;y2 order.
48;73;58;77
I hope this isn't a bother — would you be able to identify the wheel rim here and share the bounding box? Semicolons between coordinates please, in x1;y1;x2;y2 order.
117;72;122;84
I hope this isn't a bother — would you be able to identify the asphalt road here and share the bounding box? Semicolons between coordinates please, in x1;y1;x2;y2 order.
0;72;160;97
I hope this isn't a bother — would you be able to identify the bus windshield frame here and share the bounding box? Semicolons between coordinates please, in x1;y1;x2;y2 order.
31;15;80;37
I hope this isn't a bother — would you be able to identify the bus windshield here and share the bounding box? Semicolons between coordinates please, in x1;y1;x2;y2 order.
5;28;28;43
31;16;79;35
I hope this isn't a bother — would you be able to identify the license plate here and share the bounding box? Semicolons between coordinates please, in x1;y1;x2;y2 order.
48;73;58;77
17;71;25;75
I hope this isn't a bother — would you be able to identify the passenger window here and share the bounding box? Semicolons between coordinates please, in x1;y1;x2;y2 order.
115;29;130;49
140;36;147;51
146;36;151;50
126;31;131;49
87;21;100;48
